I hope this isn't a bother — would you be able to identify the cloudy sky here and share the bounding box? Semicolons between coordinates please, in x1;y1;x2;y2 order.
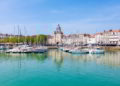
0;0;120;35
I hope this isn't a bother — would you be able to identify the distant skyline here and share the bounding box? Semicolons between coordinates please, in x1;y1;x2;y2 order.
0;0;120;35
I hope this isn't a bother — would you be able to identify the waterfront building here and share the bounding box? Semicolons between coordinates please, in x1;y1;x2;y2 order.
101;30;120;46
1;25;120;46
95;33;103;45
47;35;55;45
0;33;19;39
47;24;64;45
87;34;96;45
62;34;90;46
0;34;11;39
47;25;120;46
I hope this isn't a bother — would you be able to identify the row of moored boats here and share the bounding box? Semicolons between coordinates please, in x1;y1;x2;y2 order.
5;45;48;53
60;47;105;54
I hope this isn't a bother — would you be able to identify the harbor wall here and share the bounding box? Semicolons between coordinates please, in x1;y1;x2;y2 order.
100;46;120;51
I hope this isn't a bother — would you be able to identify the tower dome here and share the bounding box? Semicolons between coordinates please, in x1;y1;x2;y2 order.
54;24;63;34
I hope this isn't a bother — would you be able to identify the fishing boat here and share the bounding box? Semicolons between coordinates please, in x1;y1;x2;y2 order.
89;48;105;54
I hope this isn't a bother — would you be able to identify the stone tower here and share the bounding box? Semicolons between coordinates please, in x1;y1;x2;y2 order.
54;24;64;45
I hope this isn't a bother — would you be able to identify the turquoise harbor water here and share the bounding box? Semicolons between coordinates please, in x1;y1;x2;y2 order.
0;50;120;86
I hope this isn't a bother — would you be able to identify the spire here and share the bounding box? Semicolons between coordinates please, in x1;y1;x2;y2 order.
54;24;63;34
56;24;61;32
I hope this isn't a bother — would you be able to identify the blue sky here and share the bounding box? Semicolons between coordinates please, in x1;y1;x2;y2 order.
0;0;120;35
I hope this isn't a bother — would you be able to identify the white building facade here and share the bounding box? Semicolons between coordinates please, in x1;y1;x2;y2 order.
47;25;120;46
101;30;120;45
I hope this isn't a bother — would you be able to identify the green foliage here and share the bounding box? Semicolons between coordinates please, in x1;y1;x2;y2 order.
0;35;48;45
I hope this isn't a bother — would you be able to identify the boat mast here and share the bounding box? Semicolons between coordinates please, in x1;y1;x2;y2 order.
17;25;20;46
24;26;27;45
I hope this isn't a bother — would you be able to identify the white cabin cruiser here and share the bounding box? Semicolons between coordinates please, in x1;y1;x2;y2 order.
89;48;105;54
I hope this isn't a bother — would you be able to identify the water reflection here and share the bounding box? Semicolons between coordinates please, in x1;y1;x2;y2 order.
97;52;120;67
48;50;120;68
0;53;48;69
48;49;64;70
0;50;120;68
0;53;48;61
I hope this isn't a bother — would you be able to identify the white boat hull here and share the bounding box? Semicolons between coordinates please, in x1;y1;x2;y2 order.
89;50;105;54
